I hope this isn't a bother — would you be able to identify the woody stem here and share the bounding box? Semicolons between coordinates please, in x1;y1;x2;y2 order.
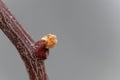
0;0;48;80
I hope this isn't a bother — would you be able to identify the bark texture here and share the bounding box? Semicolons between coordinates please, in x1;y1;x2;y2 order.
0;0;48;80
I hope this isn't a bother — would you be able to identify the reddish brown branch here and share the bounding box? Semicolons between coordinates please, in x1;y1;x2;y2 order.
0;0;48;80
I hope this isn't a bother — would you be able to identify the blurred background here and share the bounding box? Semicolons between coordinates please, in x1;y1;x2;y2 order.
0;0;120;80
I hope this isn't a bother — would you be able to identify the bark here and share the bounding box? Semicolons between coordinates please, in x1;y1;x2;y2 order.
0;0;48;80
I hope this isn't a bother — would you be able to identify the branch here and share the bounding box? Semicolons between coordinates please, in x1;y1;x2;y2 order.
0;0;57;80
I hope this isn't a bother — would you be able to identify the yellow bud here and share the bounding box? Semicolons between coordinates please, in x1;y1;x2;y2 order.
40;34;57;48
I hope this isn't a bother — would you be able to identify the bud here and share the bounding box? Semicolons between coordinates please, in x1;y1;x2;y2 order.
34;34;57;60
40;34;57;48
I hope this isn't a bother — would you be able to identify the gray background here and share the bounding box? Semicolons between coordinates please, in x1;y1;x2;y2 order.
0;0;120;80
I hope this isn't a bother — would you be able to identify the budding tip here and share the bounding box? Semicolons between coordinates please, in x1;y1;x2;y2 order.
40;34;57;48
